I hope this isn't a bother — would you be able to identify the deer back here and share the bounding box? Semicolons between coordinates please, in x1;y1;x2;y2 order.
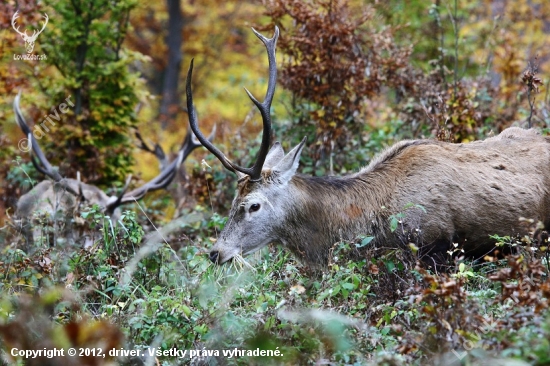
207;127;550;266
184;27;550;267
13;92;212;249
16;179;118;221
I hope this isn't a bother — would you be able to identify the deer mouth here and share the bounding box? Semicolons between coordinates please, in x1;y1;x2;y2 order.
209;249;224;264
208;247;242;264
209;239;272;264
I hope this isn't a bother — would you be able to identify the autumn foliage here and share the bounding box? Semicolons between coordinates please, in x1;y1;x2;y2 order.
0;0;550;364
261;0;413;171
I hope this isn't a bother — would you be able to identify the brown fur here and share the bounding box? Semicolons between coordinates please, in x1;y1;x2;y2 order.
15;179;117;248
210;127;550;267
292;128;550;264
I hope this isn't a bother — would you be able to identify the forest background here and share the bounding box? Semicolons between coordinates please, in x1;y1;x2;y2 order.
0;0;549;365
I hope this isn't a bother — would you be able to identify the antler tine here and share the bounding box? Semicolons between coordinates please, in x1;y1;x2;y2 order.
186;60;242;174
116;159;179;205
31;154;51;177
31;13;48;38
135;129;168;169
14;93;81;197
39;13;48;34
185;27;279;180
106;174;133;214
181;123;216;160
113;121;216;208
11;11;26;36
244;26;279;181
14;92;63;182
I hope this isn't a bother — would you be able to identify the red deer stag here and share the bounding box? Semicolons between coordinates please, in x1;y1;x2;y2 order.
13;93;214;248
187;27;550;267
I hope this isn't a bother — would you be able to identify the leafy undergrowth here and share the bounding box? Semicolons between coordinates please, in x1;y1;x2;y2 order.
0;208;549;365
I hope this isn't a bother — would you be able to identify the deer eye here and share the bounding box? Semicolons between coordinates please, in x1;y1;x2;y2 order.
249;203;261;213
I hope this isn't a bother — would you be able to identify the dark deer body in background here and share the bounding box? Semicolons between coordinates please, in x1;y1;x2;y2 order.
13;93;213;248
187;27;550;267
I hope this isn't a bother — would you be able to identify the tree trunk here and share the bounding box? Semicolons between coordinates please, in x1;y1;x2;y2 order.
160;0;183;129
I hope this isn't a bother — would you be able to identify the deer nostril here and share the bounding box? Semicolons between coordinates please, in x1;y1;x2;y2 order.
209;250;219;263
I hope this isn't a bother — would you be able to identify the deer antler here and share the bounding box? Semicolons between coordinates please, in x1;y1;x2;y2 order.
13;92;79;197
15;92;213;217
109;124;215;209
186;27;279;182
11;12;48;40
11;11;27;38
135;130;168;169
14;93;62;181
31;13;49;40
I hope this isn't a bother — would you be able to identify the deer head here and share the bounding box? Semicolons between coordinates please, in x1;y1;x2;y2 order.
186;27;300;263
185;27;550;269
14;92;214;247
12;11;48;54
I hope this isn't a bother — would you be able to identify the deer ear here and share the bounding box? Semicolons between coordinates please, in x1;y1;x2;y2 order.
263;142;284;170
272;137;306;184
